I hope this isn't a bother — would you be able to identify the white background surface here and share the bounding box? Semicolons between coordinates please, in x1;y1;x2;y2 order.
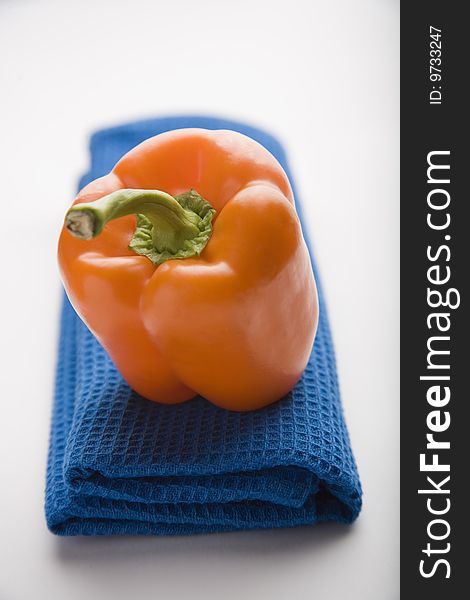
0;1;399;598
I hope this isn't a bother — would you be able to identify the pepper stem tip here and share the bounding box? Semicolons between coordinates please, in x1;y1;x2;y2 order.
65;209;96;240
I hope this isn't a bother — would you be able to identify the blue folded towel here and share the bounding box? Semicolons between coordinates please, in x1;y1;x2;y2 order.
45;116;362;536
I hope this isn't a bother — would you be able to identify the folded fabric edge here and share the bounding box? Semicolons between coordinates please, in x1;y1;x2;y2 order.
48;512;353;537
63;447;361;509
46;462;360;537
67;465;317;509
47;488;357;537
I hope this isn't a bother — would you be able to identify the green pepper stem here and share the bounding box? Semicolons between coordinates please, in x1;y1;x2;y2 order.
65;188;216;265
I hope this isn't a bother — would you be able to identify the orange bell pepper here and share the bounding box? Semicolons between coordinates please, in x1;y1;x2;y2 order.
59;129;318;411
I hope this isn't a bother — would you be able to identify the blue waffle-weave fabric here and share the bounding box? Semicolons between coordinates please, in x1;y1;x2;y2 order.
45;116;362;536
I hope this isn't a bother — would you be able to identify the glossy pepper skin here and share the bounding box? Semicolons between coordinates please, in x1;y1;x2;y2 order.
59;129;318;411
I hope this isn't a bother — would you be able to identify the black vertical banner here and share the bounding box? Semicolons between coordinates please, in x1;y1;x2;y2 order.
401;3;468;598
